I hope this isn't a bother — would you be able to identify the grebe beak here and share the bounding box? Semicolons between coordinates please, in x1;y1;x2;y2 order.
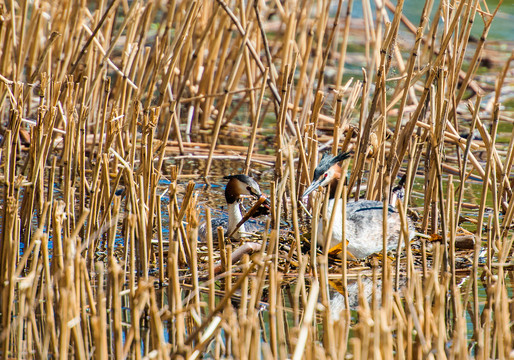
261;194;271;210
302;178;324;200
240;192;271;216
252;194;271;217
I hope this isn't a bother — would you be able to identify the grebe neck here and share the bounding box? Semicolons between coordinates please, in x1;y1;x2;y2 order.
227;201;245;239
328;165;343;199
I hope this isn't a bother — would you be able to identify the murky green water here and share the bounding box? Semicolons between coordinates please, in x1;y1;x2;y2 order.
350;0;514;42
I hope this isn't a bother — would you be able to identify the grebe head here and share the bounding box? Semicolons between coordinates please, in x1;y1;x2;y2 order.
224;174;263;204
199;175;268;241
302;152;351;198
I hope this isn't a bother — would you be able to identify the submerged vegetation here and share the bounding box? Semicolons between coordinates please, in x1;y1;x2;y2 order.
0;0;513;358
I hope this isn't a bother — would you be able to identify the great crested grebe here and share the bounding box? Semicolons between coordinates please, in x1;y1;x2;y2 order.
302;152;414;259
199;174;269;241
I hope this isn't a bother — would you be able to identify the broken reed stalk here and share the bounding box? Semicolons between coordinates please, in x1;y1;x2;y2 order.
244;68;268;175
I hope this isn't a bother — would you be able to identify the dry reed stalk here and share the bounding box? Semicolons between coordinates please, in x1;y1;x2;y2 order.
277;276;289;359
239;252;249;320
303;91;324;188
318;257;337;359
292;280;319;360
226;244;232;294
447;177;459;322
244;68;268;174
108;258;123;359
187;193;201;317
268;264;278;357
292;29;313;128
169;238;185;351
136;174;149;280
309;187;322;276
217;226;227;290
91;262;108;359
335;0;354;88
285;145;302;264
204;208;216;313
156;195;165;283
39;233;58;357
292;254;309;328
